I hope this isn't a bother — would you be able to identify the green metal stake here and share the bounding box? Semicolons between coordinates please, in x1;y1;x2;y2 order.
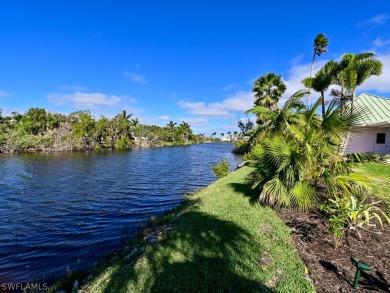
350;257;371;289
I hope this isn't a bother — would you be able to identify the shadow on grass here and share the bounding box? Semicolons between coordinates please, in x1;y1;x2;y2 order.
228;182;260;205
99;210;274;292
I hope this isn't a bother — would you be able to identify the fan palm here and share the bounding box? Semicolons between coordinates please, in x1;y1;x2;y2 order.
252;73;286;112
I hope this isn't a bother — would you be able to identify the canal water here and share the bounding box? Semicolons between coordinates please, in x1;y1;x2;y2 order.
0;143;241;283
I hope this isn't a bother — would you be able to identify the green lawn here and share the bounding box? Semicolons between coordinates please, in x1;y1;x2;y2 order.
79;167;314;293
355;162;390;208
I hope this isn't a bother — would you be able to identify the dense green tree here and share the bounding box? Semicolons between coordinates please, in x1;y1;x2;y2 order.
18;108;48;135
71;111;96;149
178;121;192;142
252;73;286;112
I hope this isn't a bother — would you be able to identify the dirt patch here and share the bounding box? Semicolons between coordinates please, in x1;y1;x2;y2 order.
277;209;390;292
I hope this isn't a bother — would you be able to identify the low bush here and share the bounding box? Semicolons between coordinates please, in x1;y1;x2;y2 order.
114;138;133;149
210;159;231;179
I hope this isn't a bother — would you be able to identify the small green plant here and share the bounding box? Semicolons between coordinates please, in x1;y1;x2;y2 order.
321;195;390;248
210;159;231;179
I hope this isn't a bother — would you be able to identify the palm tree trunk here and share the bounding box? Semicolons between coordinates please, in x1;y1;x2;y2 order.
308;51;317;105
321;91;325;117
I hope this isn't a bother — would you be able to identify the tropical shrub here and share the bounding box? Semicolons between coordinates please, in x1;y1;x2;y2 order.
232;139;250;154
210;159;231;179
114;138;133;149
321;195;390;247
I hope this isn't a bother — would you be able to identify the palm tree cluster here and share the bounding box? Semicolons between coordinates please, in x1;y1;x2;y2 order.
246;91;369;210
305;52;382;116
246;43;383;211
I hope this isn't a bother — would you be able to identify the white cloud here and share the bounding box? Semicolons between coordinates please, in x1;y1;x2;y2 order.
123;71;146;85
178;91;255;118
373;38;390;48
0;90;8;97
47;92;122;108
58;85;87;91
159;115;171;120
123;105;144;114
178;101;232;118
223;84;235;91
359;13;389;27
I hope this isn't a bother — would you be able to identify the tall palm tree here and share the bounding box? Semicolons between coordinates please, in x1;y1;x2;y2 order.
333;53;382;113
252;73;286;115
310;34;329;79
307;34;329;105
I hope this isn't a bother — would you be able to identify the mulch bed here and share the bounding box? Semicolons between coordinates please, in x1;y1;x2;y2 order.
277;209;390;292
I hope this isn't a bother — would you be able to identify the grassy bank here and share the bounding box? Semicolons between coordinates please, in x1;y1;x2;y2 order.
355;162;390;208
70;167;313;293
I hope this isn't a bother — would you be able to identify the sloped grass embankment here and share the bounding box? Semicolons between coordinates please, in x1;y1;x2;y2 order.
78;167;314;292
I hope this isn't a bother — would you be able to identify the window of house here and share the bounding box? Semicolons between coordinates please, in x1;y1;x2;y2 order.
376;133;386;144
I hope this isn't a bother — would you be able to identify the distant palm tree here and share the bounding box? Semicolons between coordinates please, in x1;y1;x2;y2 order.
130;118;139;128
118;110;132;120
310;34;329;79
252;73;286;113
167;121;177;131
179;121;191;141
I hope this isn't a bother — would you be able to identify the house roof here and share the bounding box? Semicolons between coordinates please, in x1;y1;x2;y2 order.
355;93;390;127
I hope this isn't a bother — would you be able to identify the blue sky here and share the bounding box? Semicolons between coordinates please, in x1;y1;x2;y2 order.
1;1;390;134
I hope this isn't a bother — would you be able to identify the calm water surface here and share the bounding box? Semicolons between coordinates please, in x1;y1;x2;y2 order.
0;143;241;283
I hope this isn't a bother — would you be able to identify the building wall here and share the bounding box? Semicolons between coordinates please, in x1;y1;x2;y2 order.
343;126;390;155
